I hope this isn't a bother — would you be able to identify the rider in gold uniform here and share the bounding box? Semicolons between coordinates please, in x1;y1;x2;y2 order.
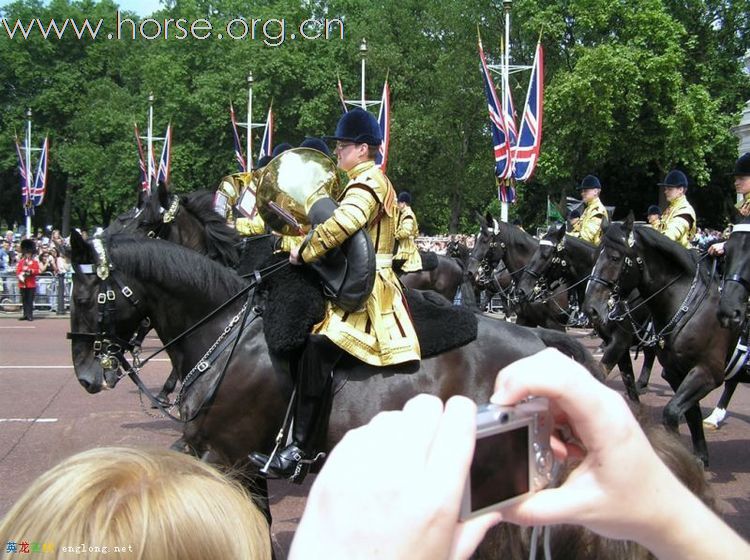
656;170;696;249
647;205;661;230
569;175;608;245
394;191;423;272
251;109;421;478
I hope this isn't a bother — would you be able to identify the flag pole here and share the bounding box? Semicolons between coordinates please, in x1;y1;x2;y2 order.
360;38;367;109
147;93;154;191
501;0;512;223
247;72;254;170
25;108;32;237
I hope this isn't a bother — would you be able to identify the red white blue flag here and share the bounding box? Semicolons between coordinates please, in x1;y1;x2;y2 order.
503;67;518;180
258;105;274;162
376;80;390;172
15;137;32;215
478;37;512;182
229;102;246;172
156;124;171;187
513;42;544;182
31;136;48;207
134;124;151;194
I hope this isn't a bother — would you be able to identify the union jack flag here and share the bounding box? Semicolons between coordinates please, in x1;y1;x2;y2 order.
31;136;48;207
229;102;246;172
503;66;518;180
478;37;512;182
376;80;390;172
134;124;151;194
15;138;32;215
514;42;544;182
156;124;171;187
258;105;274;161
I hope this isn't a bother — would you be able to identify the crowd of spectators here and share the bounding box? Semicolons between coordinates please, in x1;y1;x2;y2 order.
0;226;76;310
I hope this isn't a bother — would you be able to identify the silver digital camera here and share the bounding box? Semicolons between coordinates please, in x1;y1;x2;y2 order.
459;398;555;520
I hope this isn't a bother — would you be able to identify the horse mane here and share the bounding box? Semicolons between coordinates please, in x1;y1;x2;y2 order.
563;234;597;254
604;223;706;284
179;190;241;268
108;234;247;302
498;220;536;248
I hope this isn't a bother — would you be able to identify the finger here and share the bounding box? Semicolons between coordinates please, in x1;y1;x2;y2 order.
399;394;446;460
423;396;477;503
449;512;502;560
497;485;588;528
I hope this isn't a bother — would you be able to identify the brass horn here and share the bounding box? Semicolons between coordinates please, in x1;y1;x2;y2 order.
256;148;341;236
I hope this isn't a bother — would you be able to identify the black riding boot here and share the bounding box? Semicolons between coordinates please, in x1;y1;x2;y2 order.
250;335;341;479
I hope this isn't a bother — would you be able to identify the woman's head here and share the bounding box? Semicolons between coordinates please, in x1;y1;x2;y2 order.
0;447;272;560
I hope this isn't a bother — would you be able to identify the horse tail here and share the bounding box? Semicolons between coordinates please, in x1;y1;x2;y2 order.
532;327;606;382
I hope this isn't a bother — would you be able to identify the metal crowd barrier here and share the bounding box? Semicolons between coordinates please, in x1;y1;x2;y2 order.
0;272;72;314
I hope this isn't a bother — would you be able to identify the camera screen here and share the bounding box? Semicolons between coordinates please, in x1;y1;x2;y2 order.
470;426;529;512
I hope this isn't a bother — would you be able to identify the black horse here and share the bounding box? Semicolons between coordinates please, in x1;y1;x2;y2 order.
68;232;603;518
515;224;657;402
467;213;569;330
710;218;750;428
583;215;736;465
398;253;469;303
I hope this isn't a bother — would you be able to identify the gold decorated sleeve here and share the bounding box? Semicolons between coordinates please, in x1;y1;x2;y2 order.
661;216;690;243
276;234;304;253
395;215;416;240
235;215;266;236
580;215;603;242
301;185;377;263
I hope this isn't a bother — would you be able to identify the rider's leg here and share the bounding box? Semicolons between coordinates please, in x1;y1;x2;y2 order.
250;334;342;477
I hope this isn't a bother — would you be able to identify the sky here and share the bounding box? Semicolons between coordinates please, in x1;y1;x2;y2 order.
0;1;164;17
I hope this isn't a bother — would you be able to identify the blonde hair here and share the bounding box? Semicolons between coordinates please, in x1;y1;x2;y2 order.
0;447;271;560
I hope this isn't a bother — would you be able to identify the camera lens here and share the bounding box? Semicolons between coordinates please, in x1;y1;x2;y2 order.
499;412;510;423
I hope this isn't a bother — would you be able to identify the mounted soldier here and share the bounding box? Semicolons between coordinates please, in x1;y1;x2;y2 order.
708;153;750;258
250;108;421;478
569;174;608;245
655;169;696;249
647;205;662;229
393;190;423;273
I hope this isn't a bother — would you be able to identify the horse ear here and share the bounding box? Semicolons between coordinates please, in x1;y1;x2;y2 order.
624;210;635;232
158;181;170;209
484;211;493;225
70;229;93;265
136;187;148;210
554;222;566;242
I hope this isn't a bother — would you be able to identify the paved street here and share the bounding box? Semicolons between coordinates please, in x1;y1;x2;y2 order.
1;315;748;557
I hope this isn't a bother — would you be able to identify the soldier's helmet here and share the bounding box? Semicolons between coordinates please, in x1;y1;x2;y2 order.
730;153;750;177
398;191;412;204
324;108;382;146
300;137;331;157
578;175;601;190
658;169;689;190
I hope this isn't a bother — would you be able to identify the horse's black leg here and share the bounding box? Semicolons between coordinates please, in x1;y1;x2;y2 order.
600;329;640;402
716;377;740;409
662;367;717;465
153;368;179;407
636;346;657;394
684;404;709;467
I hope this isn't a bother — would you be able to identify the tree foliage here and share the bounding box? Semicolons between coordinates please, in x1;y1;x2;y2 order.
0;0;748;233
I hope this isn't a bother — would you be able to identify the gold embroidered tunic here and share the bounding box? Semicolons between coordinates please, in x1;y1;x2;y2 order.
300;160;421;366
570;196;608;245
657;195;696;249
394;205;422;272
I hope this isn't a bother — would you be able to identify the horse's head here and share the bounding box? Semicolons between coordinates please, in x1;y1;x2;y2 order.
68;231;149;393
516;224;566;303
136;182;181;240
718;221;750;328
467;212;505;280
584;213;641;326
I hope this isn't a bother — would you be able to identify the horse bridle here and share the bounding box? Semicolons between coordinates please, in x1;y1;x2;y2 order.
66;238;149;377
522;238;571;301
721;224;750;293
143;195;181;239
